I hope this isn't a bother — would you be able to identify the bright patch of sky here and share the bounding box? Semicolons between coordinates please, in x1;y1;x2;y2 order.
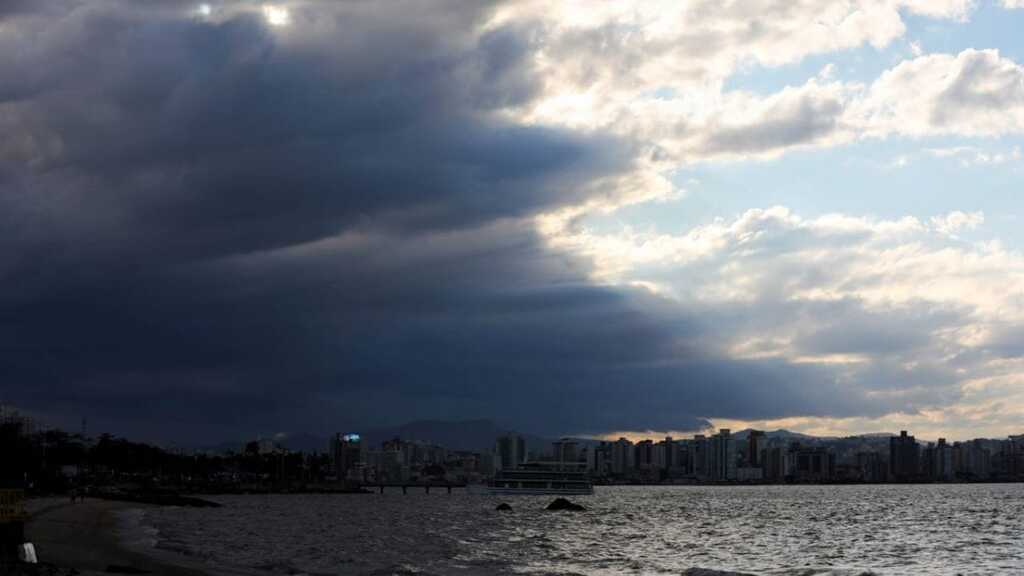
586;2;1024;249
725;3;1024;94
722;31;909;95
912;2;1024;61
585;135;1024;244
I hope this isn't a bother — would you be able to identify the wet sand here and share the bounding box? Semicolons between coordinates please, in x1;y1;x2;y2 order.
24;498;209;576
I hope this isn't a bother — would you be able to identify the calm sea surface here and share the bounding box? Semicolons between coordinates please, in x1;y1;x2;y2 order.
126;484;1024;575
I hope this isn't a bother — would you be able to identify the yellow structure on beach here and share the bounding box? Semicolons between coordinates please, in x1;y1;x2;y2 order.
0;490;26;524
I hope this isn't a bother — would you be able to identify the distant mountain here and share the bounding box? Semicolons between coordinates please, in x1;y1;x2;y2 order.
196;425;1005;457
356;419;502;451
357;419;556;453
193;440;245;455
195;419;568;455
732;428;822;441
278;432;331;453
194;432;330;455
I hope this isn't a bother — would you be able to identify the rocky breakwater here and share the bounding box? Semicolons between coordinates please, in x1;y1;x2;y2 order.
545;498;585;511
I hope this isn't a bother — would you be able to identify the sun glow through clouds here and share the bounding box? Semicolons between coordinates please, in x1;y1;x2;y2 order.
263;5;290;27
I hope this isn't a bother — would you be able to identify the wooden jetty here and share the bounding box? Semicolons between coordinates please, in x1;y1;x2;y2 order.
363;482;467;494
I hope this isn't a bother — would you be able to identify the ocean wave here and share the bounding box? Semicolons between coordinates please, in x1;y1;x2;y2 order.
114;508;160;550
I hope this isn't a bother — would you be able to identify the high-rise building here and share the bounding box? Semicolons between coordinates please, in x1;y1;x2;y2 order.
256;438;278;455
675;441;691;476
330;433;366;480
747;430;765;468
856;451;887;482
611;437;634;476
590;441;612;476
889;431;920;481
635;440;654;471
552;438;579;469
763;444;790;481
495;434;527;471
366;447;405;482
709;429;737;481
955;439;991;480
0;404;36;436
690;435;709;479
1005;435;1024;479
789;443;834;482
654;437;675;472
929;436;950;477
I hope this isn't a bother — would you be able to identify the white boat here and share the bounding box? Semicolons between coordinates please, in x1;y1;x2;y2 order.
479;465;594;495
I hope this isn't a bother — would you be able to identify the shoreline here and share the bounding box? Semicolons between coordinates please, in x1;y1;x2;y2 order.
24;498;212;576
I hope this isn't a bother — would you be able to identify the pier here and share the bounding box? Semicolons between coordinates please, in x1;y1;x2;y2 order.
365;482;467;494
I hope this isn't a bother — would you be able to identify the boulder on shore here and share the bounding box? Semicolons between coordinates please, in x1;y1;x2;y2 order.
545;497;585;511
495;503;512;511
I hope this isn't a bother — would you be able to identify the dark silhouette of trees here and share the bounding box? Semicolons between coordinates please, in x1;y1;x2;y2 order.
1;423;332;493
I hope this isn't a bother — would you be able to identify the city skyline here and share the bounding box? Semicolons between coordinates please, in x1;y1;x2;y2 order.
7;400;1021;459
7;392;1021;447
6;401;1022;487
322;427;1024;486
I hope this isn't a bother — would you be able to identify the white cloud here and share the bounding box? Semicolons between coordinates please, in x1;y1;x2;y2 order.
540;206;1024;435
930;210;984;236
485;0;1024;166
620;48;1024;163
852;49;1024;138
1000;0;1024;8
924;145;1022;166
495;0;968;130
900;0;977;20
888;154;911;169
708;395;1024;440
646;48;1024;162
483;2;1010;158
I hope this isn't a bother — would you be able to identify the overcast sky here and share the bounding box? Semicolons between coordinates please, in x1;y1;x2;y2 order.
4;0;1024;443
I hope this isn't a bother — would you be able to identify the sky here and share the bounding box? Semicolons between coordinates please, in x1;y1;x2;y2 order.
3;0;1024;444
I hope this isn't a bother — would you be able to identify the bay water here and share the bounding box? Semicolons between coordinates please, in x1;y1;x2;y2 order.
125;484;1023;575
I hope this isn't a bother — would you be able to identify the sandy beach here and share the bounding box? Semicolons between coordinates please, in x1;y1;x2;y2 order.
23;498;209;576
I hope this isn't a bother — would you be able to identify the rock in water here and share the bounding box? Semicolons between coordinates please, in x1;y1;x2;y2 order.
495;503;512;511
545;497;585;511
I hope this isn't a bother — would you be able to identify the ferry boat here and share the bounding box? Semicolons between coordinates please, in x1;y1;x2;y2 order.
480;464;594;495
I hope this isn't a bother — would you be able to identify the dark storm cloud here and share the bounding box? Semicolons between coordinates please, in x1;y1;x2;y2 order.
2;2;598;260
1;1;883;442
789;299;962;358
